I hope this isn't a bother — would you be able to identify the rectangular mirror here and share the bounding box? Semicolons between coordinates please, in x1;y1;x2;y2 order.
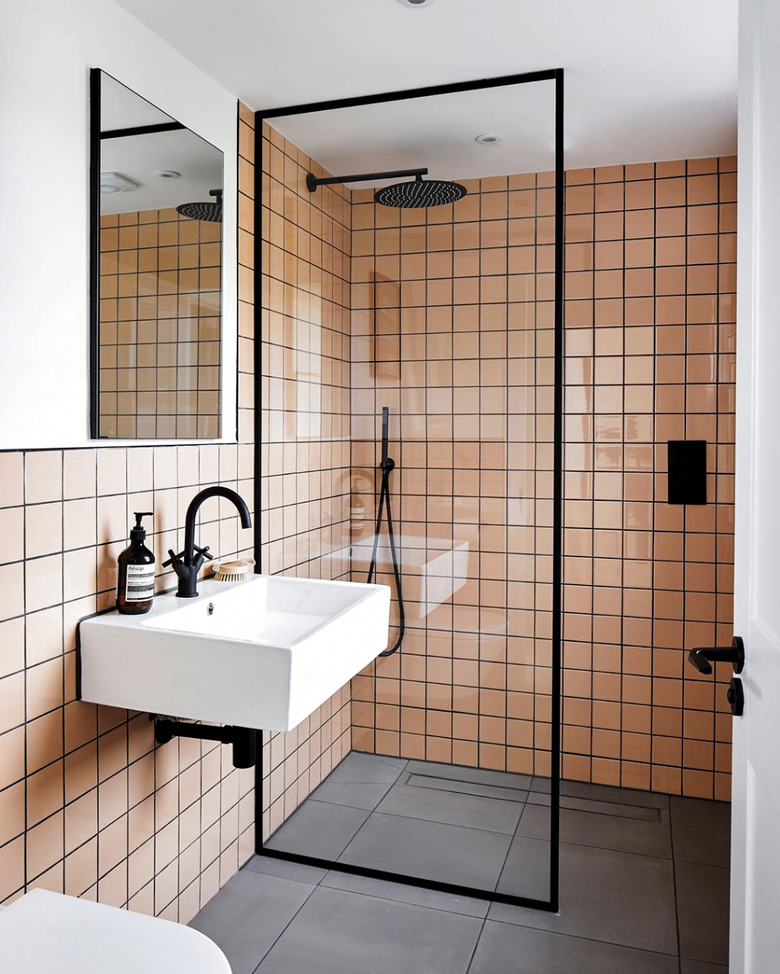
91;69;226;439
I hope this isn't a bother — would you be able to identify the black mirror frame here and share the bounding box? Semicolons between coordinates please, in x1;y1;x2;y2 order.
88;67;233;442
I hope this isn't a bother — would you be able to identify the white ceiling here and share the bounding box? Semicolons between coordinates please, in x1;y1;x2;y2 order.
101;74;223;213
115;0;738;173
273;82;556;186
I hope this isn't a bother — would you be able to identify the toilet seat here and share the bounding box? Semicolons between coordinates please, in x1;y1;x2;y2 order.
0;888;231;974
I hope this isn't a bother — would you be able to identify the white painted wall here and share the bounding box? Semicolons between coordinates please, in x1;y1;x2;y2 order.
0;0;238;449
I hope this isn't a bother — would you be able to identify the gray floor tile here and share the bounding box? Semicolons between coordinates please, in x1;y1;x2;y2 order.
531;777;670;810
671;795;731;826
329;752;407;784
266;800;370;860
489;843;678;955
256;886;482;974
197;763;732;974
376;779;523;833
527;790;663;822
672;797;731;867
495;835;550;901
407;758;533;792
408;770;529;804
469;921;679;974
244;855;327;886
321;869;489;918
673;829;730;868
680;962;729;974
514;802;552;840
308;778;395;810
190;870;312;974
340;811;512;890
516;802;672;858
676;861;730;965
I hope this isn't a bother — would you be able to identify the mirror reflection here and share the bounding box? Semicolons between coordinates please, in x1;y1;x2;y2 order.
93;71;224;439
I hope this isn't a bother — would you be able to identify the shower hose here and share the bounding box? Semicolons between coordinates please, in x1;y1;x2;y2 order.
366;408;405;657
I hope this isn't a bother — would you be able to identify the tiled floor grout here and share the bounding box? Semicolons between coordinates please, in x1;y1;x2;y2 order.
197;754;730;972
464;913;491;974
668;810;685;974
248;877;320;974
479;913;693;959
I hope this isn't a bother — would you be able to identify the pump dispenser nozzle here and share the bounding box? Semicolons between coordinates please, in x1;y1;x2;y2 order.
130;512;153;542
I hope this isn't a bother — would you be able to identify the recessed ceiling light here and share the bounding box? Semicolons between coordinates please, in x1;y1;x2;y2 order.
100;171;140;194
475;133;503;146
156;170;181;179
396;0;436;7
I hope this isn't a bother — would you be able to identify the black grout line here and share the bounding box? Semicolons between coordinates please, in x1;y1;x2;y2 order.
247;879;321;973
464;912;491;974
480;913;684;961
668;798;685;973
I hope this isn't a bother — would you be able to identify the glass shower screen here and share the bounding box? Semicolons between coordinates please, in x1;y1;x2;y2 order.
255;71;563;910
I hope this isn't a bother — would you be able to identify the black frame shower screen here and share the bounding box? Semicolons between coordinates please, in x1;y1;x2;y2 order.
253;69;564;912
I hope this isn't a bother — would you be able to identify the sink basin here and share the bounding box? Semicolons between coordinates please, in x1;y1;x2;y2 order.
78;575;390;732
325;533;470;618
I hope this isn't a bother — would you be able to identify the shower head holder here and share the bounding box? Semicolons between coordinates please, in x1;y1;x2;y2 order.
306;166;467;208
306;167;467;208
306;167;428;193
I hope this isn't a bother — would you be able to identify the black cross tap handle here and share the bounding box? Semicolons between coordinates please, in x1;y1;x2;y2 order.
688;636;745;676
163;549;185;569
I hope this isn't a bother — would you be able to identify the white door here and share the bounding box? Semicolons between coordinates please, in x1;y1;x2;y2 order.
732;1;780;970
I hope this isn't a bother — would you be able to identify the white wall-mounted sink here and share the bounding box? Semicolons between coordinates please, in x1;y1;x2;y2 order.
78;575;390;732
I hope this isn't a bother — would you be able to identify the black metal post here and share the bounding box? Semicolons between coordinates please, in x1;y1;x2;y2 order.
89;69;101;439
549;66;565;915
253;66;565;915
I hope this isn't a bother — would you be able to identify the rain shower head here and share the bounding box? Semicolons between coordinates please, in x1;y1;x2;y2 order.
374;174;467;209
177;188;223;223
306;167;468;209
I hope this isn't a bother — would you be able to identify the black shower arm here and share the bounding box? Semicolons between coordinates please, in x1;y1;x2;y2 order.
306;167;427;192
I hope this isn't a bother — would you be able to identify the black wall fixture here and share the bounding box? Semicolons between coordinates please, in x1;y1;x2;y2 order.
667;440;707;504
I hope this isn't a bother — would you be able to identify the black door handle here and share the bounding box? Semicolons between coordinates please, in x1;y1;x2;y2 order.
688;636;745;675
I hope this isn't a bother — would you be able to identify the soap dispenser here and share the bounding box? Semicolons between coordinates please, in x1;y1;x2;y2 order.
116;512;155;615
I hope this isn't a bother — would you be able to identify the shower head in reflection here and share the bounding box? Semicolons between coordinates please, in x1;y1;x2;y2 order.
306;167;467;209
177;188;223;222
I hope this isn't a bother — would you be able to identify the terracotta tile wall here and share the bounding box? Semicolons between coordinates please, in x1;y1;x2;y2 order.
98;207;222;439
0;103;256;918
258;123;353;840
561;157;736;800
349;173;556;776
347;157;736;801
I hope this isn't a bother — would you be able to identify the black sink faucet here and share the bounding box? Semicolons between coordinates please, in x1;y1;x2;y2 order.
164;486;252;598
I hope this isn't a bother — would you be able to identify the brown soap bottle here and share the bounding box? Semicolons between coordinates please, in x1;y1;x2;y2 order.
116;512;155;615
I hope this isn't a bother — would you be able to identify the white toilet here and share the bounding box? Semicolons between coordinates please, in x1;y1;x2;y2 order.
0;888;231;973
